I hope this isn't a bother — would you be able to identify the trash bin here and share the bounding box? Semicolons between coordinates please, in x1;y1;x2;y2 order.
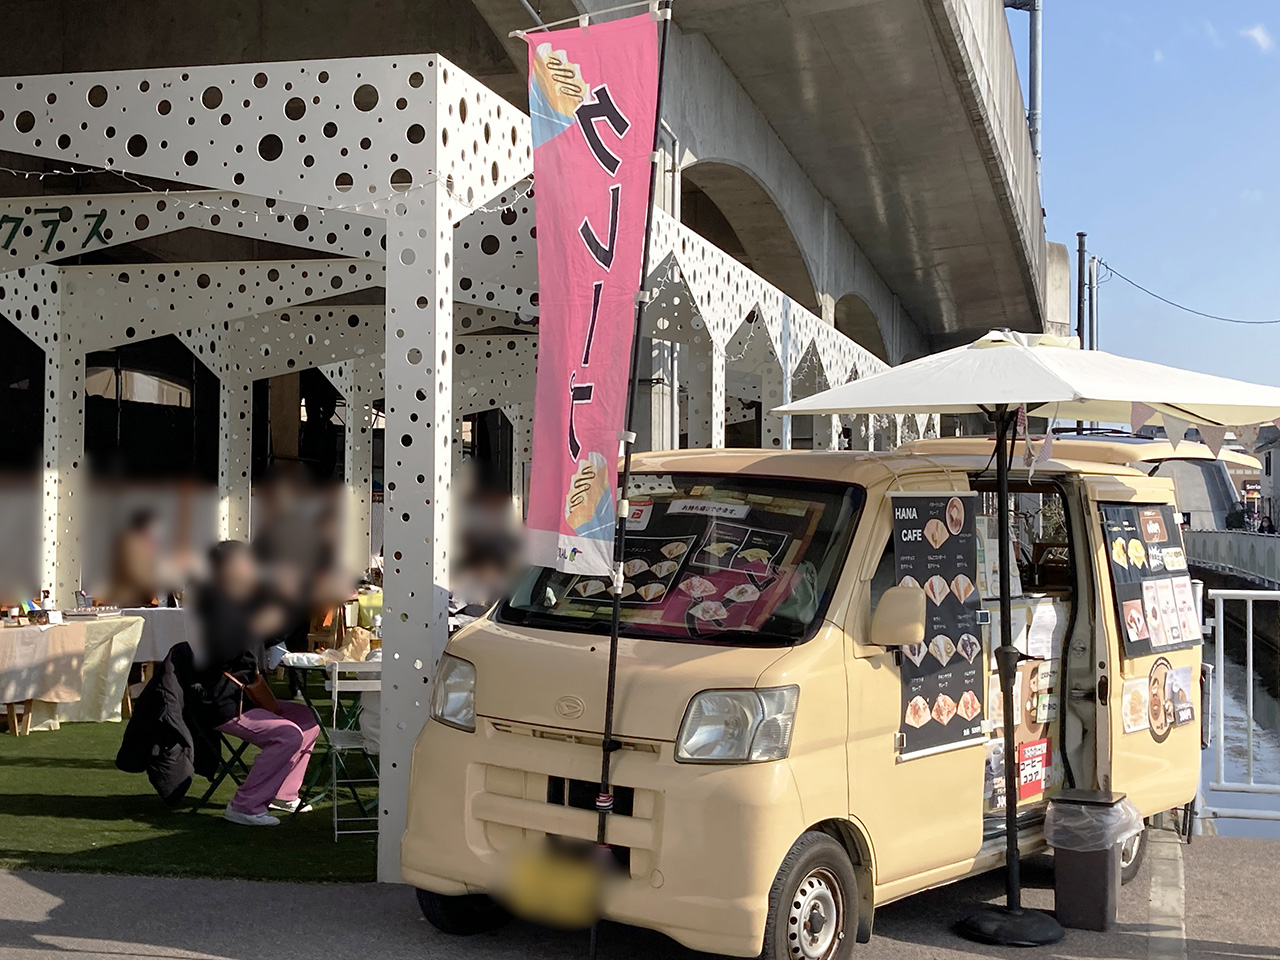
1045;789;1143;931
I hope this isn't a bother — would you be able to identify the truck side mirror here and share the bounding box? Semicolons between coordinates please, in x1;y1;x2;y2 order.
870;585;927;648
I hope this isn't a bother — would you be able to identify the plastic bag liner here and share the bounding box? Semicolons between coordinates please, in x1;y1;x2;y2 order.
1044;797;1144;852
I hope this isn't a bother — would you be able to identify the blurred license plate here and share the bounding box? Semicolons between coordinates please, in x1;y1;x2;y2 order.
506;848;600;929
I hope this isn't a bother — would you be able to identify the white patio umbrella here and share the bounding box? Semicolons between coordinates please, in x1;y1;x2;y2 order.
774;329;1280;946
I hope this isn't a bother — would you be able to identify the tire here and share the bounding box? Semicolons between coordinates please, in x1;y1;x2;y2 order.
1120;824;1148;885
760;832;858;960
415;888;510;936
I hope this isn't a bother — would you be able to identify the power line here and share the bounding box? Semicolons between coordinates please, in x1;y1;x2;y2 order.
1098;259;1280;326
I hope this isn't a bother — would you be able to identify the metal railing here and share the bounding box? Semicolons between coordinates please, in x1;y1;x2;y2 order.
1200;588;1280;824
1185;530;1280;587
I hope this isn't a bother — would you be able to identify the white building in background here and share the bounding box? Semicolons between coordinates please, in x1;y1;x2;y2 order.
0;0;1067;874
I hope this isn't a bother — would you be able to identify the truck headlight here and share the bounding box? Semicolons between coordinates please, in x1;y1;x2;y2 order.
675;686;799;763
430;654;476;732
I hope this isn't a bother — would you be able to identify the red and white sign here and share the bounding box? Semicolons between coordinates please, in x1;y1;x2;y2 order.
1017;737;1050;801
523;15;661;575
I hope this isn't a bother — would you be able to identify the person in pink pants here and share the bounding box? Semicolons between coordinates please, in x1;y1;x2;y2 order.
218;701;320;822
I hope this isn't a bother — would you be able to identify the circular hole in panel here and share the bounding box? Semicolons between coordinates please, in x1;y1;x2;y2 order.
400;434;414;447
56;133;71;149
400;248;416;266
458;98;467;123
126;134;147;157
480;235;500;256
201;86;223;109
354;83;379;111
183;150;198;166
253;72;269;88
284;96;306;120
134;214;149;230
409;71;424;88
156;99;172;116
406;123;425;144
15;111;35;134
257;134;283;161
391;168;412;191
197;273;211;289
407;348;422;365
87;84;108;108
323;121;338;138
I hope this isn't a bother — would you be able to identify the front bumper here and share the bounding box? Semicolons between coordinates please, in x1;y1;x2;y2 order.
401;717;808;957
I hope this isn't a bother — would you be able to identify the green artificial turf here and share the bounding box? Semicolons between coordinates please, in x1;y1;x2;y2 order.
0;707;378;882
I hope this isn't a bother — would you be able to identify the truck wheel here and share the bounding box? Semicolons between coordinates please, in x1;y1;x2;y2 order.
1120;825;1148;885
761;832;857;960
415;888;509;935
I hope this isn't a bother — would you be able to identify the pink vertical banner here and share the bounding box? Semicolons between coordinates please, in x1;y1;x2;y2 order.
524;15;660;575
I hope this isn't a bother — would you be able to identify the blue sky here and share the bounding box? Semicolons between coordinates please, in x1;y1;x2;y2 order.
1007;3;1280;384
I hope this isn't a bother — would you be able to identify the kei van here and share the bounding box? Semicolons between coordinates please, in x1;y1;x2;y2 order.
401;444;1203;959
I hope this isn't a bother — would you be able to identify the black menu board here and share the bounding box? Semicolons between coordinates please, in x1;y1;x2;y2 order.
1101;503;1202;658
891;492;986;758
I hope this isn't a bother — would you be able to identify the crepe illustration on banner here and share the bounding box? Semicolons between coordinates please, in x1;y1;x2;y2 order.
529;43;587;148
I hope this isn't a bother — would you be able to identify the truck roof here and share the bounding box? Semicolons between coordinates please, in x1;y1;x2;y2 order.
628;444;1149;486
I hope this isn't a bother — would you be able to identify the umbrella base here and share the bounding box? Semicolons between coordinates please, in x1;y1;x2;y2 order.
955;905;1065;947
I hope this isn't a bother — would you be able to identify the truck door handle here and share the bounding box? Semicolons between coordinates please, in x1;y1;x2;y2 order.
1097;676;1109;706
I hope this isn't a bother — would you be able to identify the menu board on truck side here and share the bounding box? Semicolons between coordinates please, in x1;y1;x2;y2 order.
890;492;986;759
1100;503;1202;658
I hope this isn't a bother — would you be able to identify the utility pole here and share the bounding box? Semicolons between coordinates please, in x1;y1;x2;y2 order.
1088;255;1099;351
1076;231;1086;433
1006;0;1043;185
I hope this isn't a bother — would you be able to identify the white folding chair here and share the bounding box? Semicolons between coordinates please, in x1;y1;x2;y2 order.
324;660;382;839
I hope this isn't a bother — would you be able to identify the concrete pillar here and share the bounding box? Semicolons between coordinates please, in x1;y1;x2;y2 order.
40;308;84;607
218;372;254;542
378;189;452;881
685;344;726;448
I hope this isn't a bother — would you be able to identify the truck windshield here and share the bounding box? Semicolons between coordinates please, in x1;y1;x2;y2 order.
499;474;864;644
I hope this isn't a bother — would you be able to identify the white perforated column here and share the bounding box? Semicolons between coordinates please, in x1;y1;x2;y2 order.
685;345;726;448
761;364;790;450
504;403;531;517
218;372;254;542
40;299;83;607
812;415;841;451
345;365;380;575
379;185;453;881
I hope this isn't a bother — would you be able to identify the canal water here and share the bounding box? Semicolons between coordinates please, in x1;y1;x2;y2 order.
1200;623;1280;837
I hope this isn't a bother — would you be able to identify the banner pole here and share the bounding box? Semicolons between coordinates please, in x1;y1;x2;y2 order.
591;2;673;953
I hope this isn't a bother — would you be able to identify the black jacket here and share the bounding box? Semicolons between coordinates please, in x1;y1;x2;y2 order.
116;642;220;806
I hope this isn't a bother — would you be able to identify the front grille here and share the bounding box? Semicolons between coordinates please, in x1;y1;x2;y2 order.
546;776;636;817
545;776;633;872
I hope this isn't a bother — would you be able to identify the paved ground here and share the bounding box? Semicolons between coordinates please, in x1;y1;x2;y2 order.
0;833;1276;960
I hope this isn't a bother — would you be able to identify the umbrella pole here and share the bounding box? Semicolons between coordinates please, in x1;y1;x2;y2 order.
955;407;1064;947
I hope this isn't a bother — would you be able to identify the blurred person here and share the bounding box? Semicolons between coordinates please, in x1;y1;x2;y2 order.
253;472;351;695
196;540;319;827
1261;516;1277;535
102;509;171;607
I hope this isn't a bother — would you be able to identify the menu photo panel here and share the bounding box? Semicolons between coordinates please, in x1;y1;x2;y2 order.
1100;503;1202;658
890;492;986;759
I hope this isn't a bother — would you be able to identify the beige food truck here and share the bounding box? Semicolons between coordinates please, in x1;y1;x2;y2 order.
401;444;1203;959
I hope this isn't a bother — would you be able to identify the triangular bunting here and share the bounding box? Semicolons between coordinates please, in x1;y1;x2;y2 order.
1200;424;1228;457
1162;413;1190;450
1130;402;1156;434
1238;423;1261;452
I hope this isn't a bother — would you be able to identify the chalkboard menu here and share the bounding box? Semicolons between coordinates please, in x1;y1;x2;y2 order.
890;492;986;758
1100;503;1202;658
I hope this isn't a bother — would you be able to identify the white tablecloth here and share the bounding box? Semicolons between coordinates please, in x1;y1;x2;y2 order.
124;607;196;663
